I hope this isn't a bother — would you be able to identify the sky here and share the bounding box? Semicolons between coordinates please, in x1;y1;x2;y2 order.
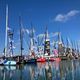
0;0;80;55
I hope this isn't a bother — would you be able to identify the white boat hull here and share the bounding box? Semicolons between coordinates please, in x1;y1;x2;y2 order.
3;60;16;66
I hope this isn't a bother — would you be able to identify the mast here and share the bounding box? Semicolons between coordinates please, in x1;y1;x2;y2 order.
4;5;8;57
8;30;14;57
66;37;72;55
44;26;50;55
19;17;23;56
29;26;34;55
58;32;62;55
58;32;62;45
66;38;69;52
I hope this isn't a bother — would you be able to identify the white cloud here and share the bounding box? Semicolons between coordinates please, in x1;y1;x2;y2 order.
54;10;80;22
67;10;79;17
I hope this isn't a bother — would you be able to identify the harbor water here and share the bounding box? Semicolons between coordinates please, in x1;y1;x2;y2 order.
0;60;80;80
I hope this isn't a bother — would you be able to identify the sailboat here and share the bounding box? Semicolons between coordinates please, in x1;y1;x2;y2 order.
48;32;61;61
16;16;25;64
36;26;49;62
26;27;36;63
2;5;16;66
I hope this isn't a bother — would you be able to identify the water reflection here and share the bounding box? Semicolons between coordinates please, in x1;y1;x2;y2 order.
0;60;80;80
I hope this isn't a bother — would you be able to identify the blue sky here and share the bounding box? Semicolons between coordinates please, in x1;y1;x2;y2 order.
0;0;80;55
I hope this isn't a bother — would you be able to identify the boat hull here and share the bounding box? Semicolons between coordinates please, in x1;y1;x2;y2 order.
37;58;46;62
26;59;36;63
3;60;16;66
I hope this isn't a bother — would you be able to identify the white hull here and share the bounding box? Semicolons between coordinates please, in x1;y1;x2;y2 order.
3;60;16;66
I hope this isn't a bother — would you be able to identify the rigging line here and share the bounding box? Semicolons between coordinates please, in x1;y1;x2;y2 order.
37;34;45;46
23;31;30;50
40;35;44;46
23;36;30;50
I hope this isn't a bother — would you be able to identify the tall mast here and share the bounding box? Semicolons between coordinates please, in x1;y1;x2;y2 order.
20;27;23;56
4;5;8;56
19;16;23;56
29;26;34;55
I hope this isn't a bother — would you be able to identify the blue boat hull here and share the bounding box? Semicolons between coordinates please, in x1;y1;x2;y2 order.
26;59;36;63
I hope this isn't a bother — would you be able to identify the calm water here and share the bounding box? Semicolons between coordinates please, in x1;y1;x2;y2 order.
0;60;80;80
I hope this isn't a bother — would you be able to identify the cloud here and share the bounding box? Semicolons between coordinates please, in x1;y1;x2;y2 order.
54;10;80;22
